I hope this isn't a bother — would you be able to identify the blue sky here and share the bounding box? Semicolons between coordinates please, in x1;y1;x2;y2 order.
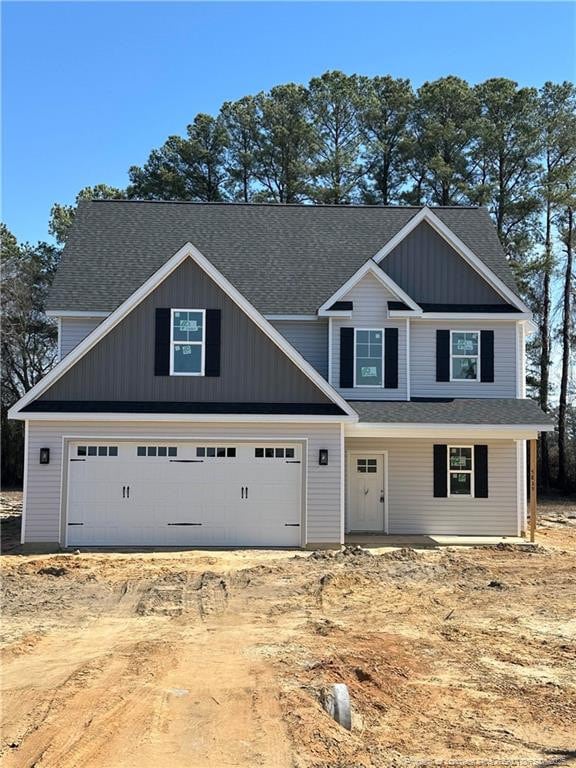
2;1;575;244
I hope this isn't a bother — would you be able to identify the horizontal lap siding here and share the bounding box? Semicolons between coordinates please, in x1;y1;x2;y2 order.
346;437;518;535
270;320;328;378
331;273;407;400
60;318;102;358
410;321;517;398
25;421;342;545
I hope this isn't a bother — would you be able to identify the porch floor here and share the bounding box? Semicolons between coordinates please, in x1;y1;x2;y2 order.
345;533;528;549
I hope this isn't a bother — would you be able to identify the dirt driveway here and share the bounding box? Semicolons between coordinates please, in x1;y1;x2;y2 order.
1;494;575;767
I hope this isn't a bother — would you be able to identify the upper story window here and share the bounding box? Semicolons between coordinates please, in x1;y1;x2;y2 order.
451;331;479;381
170;309;205;376
354;329;383;387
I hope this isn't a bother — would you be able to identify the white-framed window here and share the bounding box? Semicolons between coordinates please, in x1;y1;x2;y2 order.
448;446;474;497
170;309;205;376
354;328;384;387
450;330;480;381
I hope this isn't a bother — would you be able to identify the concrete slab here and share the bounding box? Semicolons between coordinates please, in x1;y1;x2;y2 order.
345;534;528;550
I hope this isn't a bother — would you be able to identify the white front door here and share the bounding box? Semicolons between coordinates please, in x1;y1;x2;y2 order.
348;453;386;532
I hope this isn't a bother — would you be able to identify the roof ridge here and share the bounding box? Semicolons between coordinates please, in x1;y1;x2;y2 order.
87;199;481;211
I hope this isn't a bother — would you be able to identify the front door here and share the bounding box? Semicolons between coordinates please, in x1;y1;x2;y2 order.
348;454;386;532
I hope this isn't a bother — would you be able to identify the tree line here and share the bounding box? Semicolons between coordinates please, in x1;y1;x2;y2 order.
2;72;575;491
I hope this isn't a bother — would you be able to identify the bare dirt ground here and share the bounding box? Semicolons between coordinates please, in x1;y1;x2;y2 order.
1;492;575;768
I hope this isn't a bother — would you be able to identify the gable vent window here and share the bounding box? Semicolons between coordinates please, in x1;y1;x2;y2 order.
254;447;295;459
171;309;205;375
196;447;236;458
77;446;118;457
137;446;178;457
451;331;479;381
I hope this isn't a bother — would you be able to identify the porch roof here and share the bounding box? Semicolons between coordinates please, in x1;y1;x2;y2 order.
349;398;553;428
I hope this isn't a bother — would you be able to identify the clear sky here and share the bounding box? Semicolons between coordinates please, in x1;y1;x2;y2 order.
2;1;575;244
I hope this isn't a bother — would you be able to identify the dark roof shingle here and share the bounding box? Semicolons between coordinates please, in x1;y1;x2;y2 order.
47;201;518;315
350;398;552;426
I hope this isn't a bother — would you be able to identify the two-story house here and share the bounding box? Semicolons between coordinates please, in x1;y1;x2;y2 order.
9;201;552;549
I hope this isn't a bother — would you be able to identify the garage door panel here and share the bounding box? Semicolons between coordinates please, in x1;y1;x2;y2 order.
67;441;302;547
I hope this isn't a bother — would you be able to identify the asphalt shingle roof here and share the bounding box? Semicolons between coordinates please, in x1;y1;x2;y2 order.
351;399;553;426
47;201;519;315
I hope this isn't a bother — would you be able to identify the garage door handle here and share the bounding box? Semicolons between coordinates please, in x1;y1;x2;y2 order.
122;485;126;498
170;459;204;463
285;523;300;527
70;458;86;462
68;522;84;526
127;486;130;499
245;486;249;499
286;460;301;464
241;487;244;499
167;522;202;526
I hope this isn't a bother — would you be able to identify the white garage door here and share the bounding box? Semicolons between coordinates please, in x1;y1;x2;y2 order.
66;441;302;547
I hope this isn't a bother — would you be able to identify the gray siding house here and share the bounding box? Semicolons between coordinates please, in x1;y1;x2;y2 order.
9;202;552;548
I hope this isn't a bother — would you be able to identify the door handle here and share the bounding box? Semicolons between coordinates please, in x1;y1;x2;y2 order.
241;486;244;499
122;485;126;498
245;486;248;500
127;485;130;499
380;490;385;503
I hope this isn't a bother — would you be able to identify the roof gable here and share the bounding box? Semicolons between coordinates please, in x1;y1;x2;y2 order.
10;242;356;419
382;220;507;305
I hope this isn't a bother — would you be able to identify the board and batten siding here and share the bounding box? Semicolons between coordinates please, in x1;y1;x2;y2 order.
410;320;517;398
24;420;343;546
269;319;328;378
346;437;519;536
382;221;507;305
330;272;408;400
41;259;332;405
59;317;103;359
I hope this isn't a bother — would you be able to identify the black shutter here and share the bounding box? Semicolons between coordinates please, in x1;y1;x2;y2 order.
433;444;448;497
474;445;489;497
205;309;221;377
436;330;450;382
154;308;171;376
340;327;354;388
480;330;494;382
384;327;399;388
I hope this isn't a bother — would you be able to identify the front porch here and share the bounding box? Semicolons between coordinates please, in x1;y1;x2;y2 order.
345;533;529;549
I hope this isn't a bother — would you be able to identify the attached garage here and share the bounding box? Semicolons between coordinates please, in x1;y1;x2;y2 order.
66;440;303;547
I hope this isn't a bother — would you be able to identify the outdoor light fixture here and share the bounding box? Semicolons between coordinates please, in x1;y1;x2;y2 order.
319;449;328;466
39;448;50;465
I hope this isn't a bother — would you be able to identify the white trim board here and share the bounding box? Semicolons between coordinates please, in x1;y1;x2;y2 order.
46;310;110;318
372;207;530;314
345;423;553;439
18;413;357;423
318;260;421;316
9;242;358;420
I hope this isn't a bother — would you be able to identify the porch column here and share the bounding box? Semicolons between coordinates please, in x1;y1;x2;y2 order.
529;438;538;543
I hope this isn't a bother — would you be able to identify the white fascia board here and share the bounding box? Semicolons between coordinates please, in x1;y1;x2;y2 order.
318;260;421;315
46;310;110;318
320;311;353;319
10;242;357;420
418;312;531;321
372;207;531;314
388;311;422;318
345;422;553;439
14;412;358;423
264;315;319;321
